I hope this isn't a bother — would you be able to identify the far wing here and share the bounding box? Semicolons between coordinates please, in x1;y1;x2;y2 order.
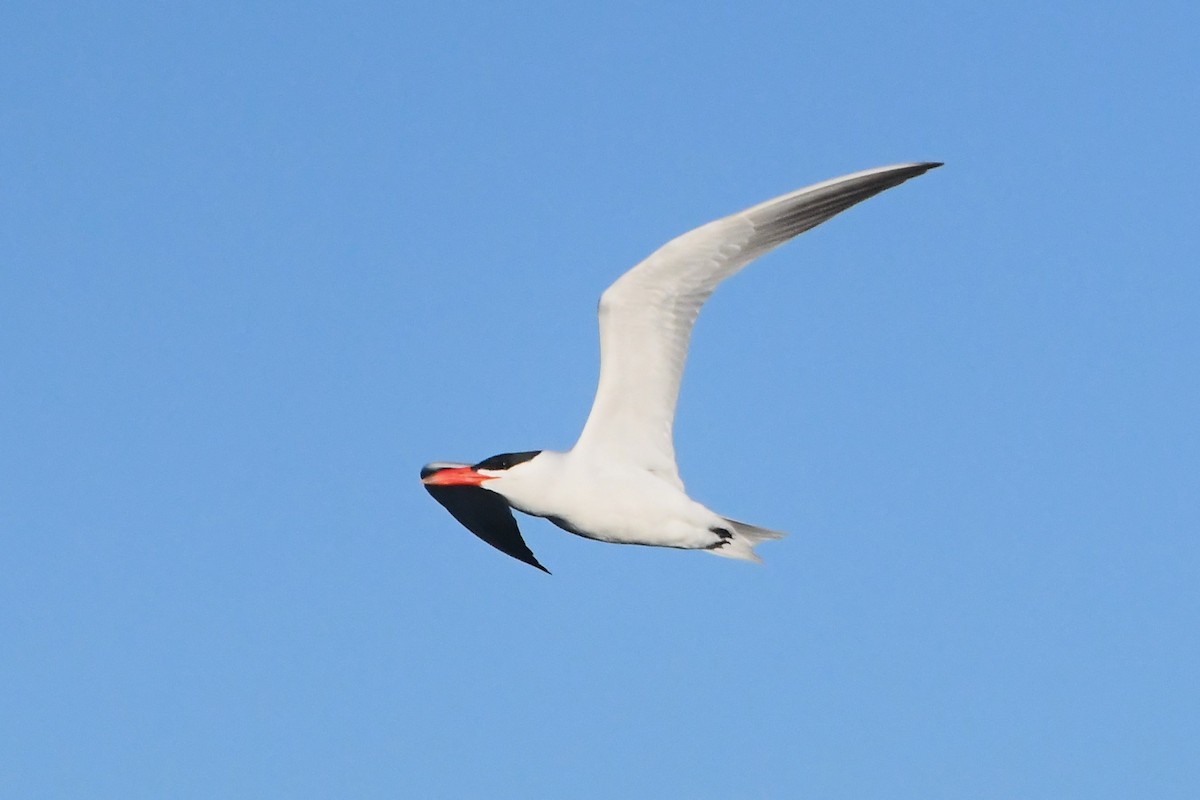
424;484;550;573
571;162;941;484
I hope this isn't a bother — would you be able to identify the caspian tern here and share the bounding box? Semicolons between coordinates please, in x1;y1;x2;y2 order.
422;162;941;572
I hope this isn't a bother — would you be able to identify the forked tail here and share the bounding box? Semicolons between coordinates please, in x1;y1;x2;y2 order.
708;517;787;563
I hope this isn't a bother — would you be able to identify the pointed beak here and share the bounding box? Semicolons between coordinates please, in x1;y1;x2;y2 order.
421;465;490;487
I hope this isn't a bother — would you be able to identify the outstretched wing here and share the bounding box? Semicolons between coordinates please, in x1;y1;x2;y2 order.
424;484;550;573
571;162;941;485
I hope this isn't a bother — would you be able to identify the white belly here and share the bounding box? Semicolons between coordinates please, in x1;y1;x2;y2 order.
500;459;721;549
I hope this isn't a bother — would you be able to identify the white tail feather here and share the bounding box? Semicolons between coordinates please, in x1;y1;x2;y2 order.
706;517;787;563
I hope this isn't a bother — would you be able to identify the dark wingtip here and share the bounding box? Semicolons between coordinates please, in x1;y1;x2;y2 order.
424;482;552;574
523;548;552;575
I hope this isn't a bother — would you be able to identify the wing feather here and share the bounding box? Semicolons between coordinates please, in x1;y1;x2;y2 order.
424;483;550;573
570;162;941;482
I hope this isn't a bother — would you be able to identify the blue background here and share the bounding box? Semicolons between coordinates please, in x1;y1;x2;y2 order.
3;2;1197;797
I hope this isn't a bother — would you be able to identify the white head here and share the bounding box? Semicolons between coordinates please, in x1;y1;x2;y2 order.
420;450;544;488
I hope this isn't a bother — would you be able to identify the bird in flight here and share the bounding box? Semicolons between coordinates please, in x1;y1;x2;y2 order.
422;162;941;572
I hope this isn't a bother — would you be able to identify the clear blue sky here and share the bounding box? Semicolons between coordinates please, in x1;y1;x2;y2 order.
3;2;1197;798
